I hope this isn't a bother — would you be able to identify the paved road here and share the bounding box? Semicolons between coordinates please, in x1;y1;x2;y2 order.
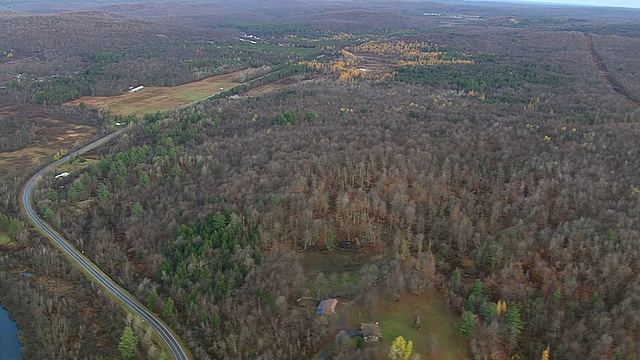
21;130;190;360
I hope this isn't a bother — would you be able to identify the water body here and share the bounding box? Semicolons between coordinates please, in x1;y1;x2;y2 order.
0;304;22;360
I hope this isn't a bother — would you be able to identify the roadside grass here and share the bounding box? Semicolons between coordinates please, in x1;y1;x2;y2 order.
55;157;98;174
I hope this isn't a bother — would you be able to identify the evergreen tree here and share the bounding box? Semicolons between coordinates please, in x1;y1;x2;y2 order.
0;212;9;231
97;183;110;202
67;186;78;202
163;297;175;318
132;202;144;216
211;312;222;331
458;310;476;339
118;326;138;359
470;279;483;298
147;289;160;312
40;205;52;221
139;171;150;189
48;188;58;202
171;164;182;178
505;303;523;353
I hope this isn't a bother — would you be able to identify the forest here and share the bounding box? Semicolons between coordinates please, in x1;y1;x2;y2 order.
1;1;640;360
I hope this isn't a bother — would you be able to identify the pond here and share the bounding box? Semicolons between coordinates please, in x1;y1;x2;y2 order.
0;303;22;360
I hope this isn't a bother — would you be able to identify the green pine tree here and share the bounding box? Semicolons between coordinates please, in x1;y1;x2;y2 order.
40;205;52;221
48;188;59;202
97;183;110;202
162;298;175;319
118;326;138;359
131;202;144;216
459;310;476;339
147;289;160;312
505;303;524;352
0;212;9;231
138;171;150;189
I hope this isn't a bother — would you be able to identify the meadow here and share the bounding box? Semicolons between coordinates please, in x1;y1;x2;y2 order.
65;69;253;118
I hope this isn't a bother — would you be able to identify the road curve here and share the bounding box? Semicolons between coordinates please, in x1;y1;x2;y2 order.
21;130;190;360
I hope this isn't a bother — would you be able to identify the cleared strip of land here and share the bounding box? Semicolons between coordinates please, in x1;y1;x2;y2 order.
66;69;252;118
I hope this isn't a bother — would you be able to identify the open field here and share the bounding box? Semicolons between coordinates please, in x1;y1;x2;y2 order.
0;105;95;180
318;285;468;359
353;53;394;75
65;69;254;118
374;290;469;360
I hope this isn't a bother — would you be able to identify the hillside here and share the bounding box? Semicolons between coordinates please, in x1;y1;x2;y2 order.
1;1;640;359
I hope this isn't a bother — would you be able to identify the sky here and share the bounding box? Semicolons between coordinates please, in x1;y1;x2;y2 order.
498;0;640;8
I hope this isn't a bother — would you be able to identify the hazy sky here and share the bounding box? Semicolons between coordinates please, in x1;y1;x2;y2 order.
507;0;640;8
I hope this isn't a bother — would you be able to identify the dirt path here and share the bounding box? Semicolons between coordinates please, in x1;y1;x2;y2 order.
585;33;640;107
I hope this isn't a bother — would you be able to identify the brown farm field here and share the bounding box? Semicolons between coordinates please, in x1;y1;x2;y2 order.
0;105;95;179
66;69;253;118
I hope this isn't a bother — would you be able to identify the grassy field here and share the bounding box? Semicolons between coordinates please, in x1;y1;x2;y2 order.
66;69;253;118
374;290;469;360
0;105;96;181
337;287;468;360
0;232;10;245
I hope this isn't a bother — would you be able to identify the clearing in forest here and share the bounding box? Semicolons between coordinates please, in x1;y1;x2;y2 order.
0;105;95;179
304;251;468;360
373;290;469;360
65;69;255;118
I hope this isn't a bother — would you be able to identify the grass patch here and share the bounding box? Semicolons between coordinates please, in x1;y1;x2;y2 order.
55;157;98;174
183;93;209;101
375;291;468;360
0;232;10;245
310;271;361;298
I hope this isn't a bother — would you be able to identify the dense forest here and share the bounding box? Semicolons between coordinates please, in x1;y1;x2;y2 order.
1;1;640;359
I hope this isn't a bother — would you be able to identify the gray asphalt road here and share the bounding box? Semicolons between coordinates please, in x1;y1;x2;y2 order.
21;130;190;360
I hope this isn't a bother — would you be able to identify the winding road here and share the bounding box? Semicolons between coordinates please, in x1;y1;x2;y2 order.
21;130;190;360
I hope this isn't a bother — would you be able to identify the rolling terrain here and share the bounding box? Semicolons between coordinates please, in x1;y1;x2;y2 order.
0;1;640;359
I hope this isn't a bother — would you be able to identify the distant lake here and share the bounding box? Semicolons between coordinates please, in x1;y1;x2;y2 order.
0;303;22;360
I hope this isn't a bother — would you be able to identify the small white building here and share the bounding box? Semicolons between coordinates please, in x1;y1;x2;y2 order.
54;172;70;179
128;85;144;93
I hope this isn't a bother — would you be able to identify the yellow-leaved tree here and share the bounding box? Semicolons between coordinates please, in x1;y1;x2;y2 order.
497;299;508;316
541;345;550;360
389;336;413;360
